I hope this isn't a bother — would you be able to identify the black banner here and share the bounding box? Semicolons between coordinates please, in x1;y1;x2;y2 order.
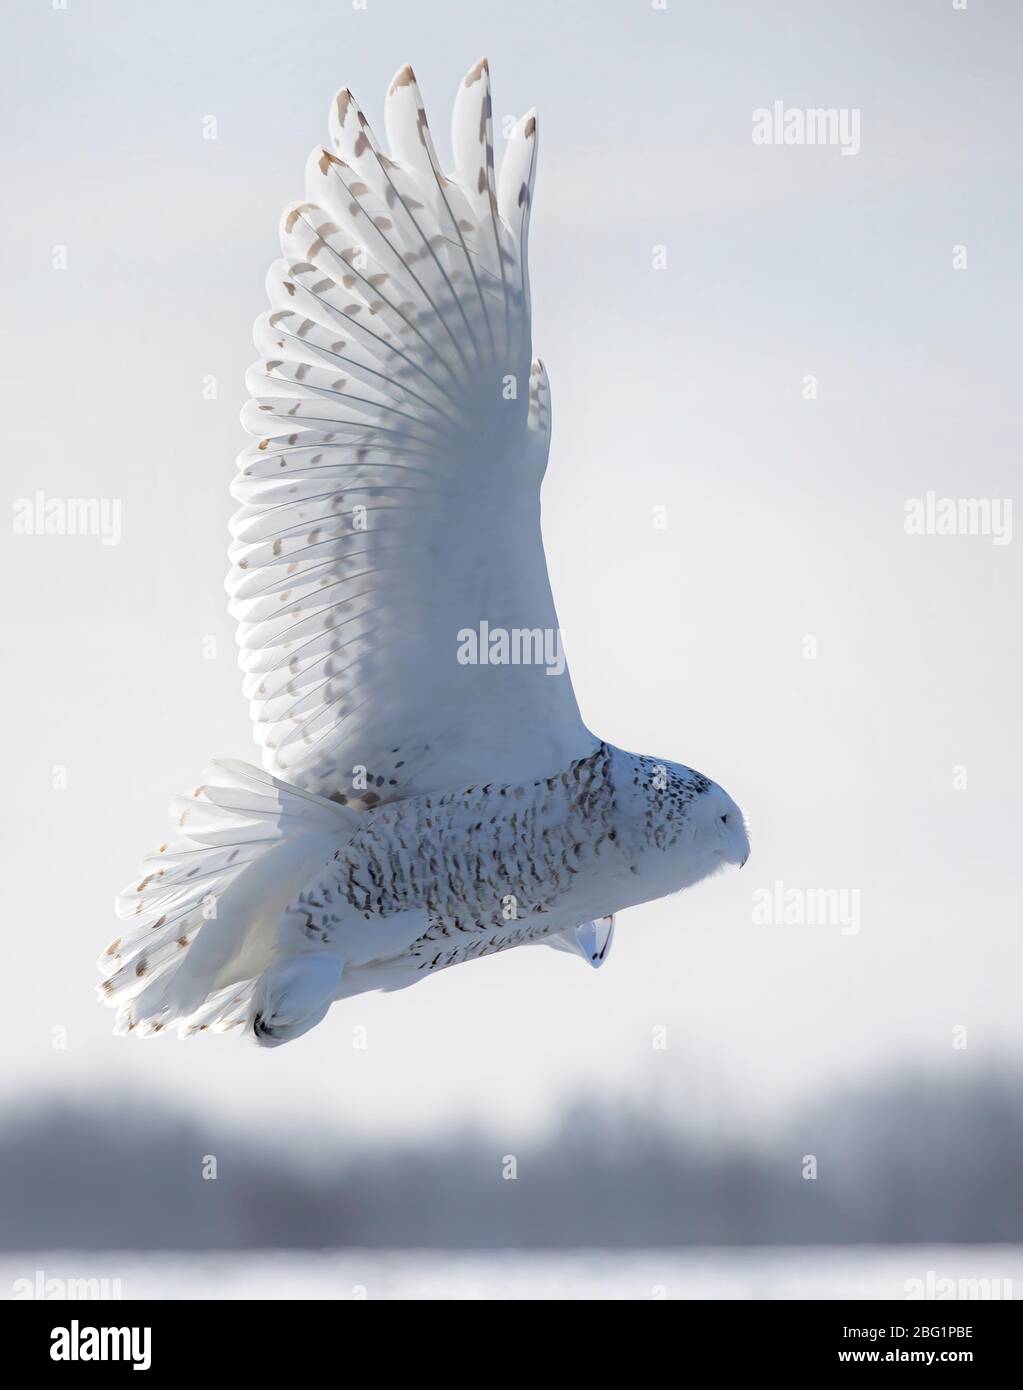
0;1297;1014;1373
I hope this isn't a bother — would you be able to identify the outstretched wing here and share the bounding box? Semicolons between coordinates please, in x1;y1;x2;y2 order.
227;60;595;805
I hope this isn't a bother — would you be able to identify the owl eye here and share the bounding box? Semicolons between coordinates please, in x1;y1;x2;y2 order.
719;814;729;825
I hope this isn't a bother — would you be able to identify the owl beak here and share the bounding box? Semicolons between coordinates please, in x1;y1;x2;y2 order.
740;851;749;868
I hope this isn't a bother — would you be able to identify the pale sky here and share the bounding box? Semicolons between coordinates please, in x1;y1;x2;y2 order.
1;0;1020;1145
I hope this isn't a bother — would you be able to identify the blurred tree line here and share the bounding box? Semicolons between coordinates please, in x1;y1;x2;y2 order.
1;1069;1021;1249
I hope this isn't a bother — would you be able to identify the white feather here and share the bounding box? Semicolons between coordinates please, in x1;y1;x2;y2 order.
100;762;354;1036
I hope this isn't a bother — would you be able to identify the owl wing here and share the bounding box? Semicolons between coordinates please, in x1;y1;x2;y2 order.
228;60;596;805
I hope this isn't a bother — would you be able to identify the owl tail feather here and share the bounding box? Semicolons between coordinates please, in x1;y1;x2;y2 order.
98;760;355;1038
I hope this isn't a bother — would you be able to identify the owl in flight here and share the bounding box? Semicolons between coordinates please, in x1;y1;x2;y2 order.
99;61;749;1044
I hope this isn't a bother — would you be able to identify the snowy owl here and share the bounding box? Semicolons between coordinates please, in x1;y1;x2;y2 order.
99;61;749;1044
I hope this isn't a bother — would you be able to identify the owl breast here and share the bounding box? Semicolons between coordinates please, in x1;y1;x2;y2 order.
325;743;621;967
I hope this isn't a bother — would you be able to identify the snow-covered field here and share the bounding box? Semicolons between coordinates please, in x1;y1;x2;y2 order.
2;1247;1020;1300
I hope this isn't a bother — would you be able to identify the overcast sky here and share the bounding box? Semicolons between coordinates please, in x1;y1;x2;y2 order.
1;0;1020;1145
